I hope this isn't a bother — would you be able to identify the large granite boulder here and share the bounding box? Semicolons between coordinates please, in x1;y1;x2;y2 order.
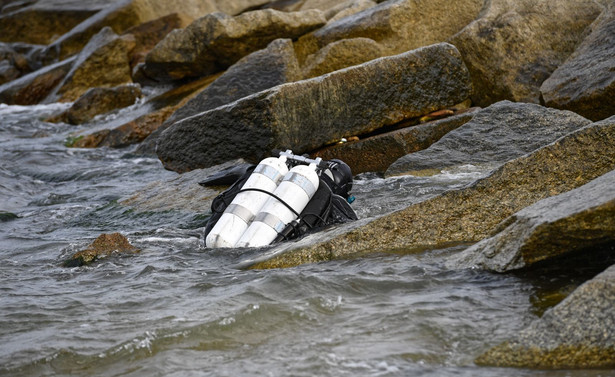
302;37;383;79
0;1;109;45
314;107;479;175
475;264;615;368
48;27;135;102
0;56;75;105
449;169;615;272
244;115;615;269
299;0;377;22
48;84;142;125
450;0;602;107
295;0;483;61
541;3;615;122
385;101;592;177
166;38;301;126
134;38;302;154
157;42;472;172
143;9;326;82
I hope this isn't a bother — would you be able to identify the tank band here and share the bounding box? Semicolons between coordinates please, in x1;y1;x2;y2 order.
254;164;283;183
225;204;254;225
254;212;286;233
283;172;316;197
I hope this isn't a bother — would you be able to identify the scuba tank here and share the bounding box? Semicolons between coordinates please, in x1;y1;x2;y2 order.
235;162;320;248
205;156;289;248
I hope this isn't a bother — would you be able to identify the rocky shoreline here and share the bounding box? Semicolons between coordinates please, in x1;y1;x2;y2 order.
1;0;614;369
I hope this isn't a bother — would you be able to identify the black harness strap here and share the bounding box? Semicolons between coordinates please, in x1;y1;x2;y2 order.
238;187;301;218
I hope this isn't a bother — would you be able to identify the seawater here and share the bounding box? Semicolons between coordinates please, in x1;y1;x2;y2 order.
0;103;612;377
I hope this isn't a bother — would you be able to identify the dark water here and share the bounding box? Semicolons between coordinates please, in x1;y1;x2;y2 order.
0;103;613;377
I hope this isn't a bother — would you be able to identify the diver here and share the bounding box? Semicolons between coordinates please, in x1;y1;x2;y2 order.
200;150;358;248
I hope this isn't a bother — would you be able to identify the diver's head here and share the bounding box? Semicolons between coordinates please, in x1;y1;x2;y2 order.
321;159;353;199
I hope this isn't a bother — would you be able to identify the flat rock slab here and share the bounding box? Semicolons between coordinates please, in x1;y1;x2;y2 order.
157;42;472;172
449;169;615;272
475;263;615;368
541;3;615;121
385;101;592;177
244;115;615;269
314;108;479;175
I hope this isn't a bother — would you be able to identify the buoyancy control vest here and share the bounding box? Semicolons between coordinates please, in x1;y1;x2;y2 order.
201;151;358;248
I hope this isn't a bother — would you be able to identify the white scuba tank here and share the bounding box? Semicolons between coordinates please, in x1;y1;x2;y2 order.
236;163;320;248
205;156;289;248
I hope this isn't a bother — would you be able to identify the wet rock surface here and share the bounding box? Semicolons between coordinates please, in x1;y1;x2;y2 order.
385;101;592;177
247;115;615;269
449;168;615;272
540;3;615;122
450;0;602;107
49;84;142;124
475;263;615;368
63;232;139;267
157;42;471;172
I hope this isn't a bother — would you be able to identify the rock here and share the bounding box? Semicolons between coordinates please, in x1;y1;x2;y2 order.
49;84;142;125
448;169;615;272
214;0;273;16
157;42;472;172
324;0;378;23
245;115;615;269
0;1;109;44
313;107;479;175
540;3;615;122
49;27;135;102
0;43;31;84
41;0;218;63
302;37;383;78
167;38;301;126
119;160;242;213
142;9;326;82
0;211;18;222
385;101;592;177
450;0;602;107
299;0;377;22
0;56;75;105
63;232;139;267
295;0;483;61
71;105;175;148
123;13;184;69
475;264;615;368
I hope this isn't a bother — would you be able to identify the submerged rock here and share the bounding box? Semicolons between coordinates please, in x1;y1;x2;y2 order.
143;9;325;82
476;263;615;368
156;42;472;172
0;211;18;222
314;107;479;175
245;115;615;269
63;232;139;267
450;0;602;107
0;56;75;105
385;101;592;177
541;3;615;122
49;27;135;102
49;84;142;125
449;169;615;272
